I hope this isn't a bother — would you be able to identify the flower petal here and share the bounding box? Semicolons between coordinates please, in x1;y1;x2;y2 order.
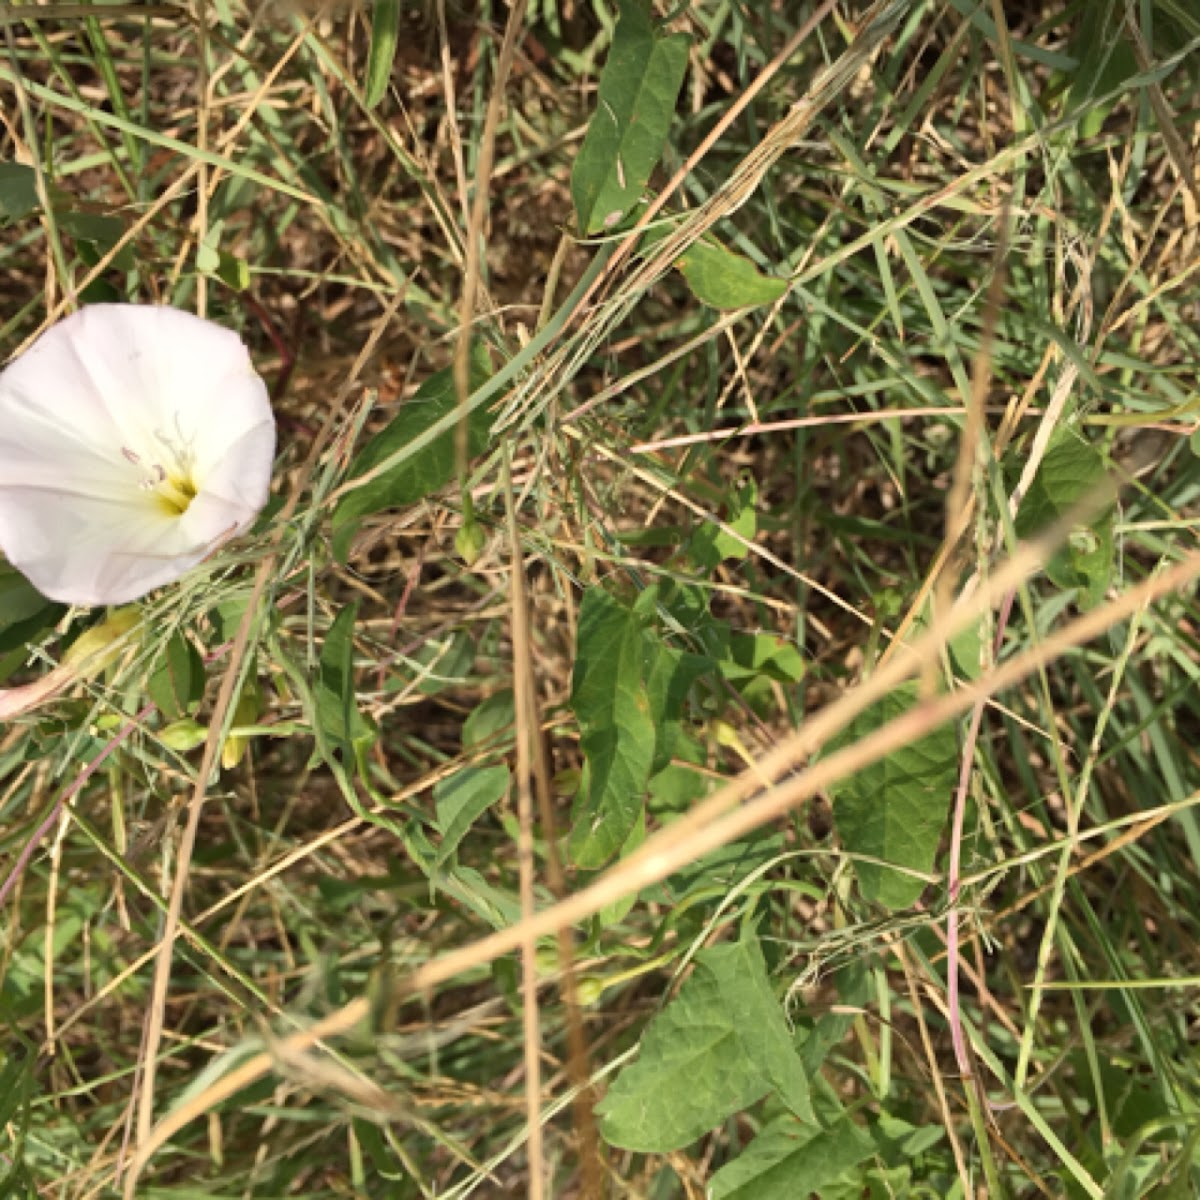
0;304;276;606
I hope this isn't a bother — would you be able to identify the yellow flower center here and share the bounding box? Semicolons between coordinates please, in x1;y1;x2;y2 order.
154;472;198;517
123;445;199;517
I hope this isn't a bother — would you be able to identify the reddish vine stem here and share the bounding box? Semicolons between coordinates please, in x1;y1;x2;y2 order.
946;586;1018;1079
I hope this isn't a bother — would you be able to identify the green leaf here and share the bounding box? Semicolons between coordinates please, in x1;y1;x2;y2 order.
709;1115;876;1200
331;345;493;561
160;717;208;753
570;0;689;235
872;1113;945;1161
196;217;223;275
60;210;135;271
699;937;814;1123
364;0;401;109
647;732;709;813
463;689;516;756
597;972;769;1150
1014;426;1113;608
598;808;647;927
1064;0;1136;134
799;960;870;1075
826;682;957;910
598;932;812;1152
660;829;787;906
315;605;376;777
196;218;250;291
215;251;251;292
724;632;806;684
434;765;510;866
641;634;707;774
0;162;39;223
0;566;63;657
148;630;205;721
690;475;757;569
671;237;788;310
644;225;787;309
648;764;708;812
441;865;522;931
568;589;656;867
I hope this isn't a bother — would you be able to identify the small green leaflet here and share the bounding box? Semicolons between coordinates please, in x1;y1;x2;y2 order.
0;162;38;223
148;630;205;721
570;0;689;235
364;0;401;109
689;473;757;569
645;226;787;310
826;682;957;910
597;932;813;1152
1013;426;1113;608
331;344;493;562
462;689;515;757
314;604;376;782
197;219;250;291
61;210;134;271
434;765;510;867
669;236;787;309
160;718;207;752
708;1115;876;1200
641;635;708;775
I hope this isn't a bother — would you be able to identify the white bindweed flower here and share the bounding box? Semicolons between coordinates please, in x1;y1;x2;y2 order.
0;304;276;606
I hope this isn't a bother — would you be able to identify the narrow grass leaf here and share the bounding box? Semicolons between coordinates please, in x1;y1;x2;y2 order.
570;0;689;234
364;0;401;110
1064;0;1134;134
315;605;375;777
827;682;957;910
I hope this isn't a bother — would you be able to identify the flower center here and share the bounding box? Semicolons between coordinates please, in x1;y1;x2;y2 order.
123;446;199;517
154;471;198;516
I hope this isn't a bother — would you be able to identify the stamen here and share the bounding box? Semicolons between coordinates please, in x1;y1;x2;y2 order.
124;432;199;517
155;474;198;517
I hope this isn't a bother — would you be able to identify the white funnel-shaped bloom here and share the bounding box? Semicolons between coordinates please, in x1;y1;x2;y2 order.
0;304;275;607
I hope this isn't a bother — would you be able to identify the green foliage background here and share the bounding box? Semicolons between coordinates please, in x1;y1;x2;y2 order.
3;0;1200;1196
